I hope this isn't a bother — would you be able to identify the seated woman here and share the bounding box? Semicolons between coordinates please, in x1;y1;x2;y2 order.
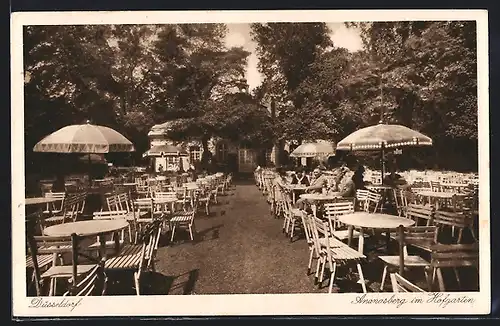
291;167;310;186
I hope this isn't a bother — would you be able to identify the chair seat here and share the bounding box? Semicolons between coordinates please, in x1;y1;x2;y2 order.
379;255;430;267
331;229;363;240
88;240;125;250
104;245;143;270
327;242;366;261
170;213;193;223
41;264;97;278
44;215;67;222
26;254;53;269
290;208;302;217
43;209;62;215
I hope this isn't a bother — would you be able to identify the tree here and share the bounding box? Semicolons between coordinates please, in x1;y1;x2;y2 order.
251;22;334;159
152;24;252;167
345;21;478;171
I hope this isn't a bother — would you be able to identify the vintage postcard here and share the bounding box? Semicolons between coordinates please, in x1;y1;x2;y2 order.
11;9;490;317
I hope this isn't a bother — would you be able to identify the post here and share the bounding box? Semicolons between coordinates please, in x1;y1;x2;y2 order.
71;233;79;295
270;99;280;167
381;145;386;182
398;225;405;276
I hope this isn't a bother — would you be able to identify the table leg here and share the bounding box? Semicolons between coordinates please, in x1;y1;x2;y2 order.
99;234;106;266
385;228;390;252
357;228;365;254
347;225;354;248
114;231;120;255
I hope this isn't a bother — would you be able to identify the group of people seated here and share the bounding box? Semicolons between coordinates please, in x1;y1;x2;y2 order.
271;161;410;210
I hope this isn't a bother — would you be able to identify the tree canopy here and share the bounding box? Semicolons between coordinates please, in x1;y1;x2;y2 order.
23;21;479;175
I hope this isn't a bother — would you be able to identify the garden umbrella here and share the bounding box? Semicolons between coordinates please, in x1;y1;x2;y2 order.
142;144;189;158
33;121;135;182
336;122;433;180
289;142;336;158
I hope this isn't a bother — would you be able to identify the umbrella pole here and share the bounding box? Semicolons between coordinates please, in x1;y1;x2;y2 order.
381;146;385;182
88;154;92;187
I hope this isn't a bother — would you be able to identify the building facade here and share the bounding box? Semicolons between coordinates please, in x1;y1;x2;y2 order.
147;121;275;173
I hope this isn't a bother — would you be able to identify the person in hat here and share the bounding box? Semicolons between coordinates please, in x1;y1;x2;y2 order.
338;164;366;198
294;167;328;210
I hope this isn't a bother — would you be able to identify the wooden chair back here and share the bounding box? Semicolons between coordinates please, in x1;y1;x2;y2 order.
355;189;369;210
63;264;107;296
390;273;426;292
133;198;154;221
393;188;408;216
44;192;66;211
406;204;435;226
429;243;479;291
323;200;355;231
27;234;76;296
433;210;475;243
430;181;442;192
363;190;382;213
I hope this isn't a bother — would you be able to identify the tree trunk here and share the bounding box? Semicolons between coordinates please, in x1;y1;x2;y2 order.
201;135;211;170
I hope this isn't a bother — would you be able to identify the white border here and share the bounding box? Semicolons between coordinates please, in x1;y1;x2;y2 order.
11;9;490;317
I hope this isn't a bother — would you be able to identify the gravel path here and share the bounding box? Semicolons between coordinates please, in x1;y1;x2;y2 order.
106;180;478;295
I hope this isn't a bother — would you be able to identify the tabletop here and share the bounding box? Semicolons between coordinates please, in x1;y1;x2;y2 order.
366;185;394;190
300;193;342;201
25;197;61;206
284;184;309;190
122;182;138;186
417;191;460;198
337;212;415;229
44;219;129;237
152;197;178;204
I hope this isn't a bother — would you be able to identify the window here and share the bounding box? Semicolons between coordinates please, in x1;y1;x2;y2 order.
189;146;202;163
216;142;228;162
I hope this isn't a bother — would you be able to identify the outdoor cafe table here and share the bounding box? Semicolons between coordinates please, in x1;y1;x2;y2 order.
25;196;62;235
285;184;309;204
416;190;463;210
25;197;61;206
43;219;129;261
337;212;415;254
300;192;343;217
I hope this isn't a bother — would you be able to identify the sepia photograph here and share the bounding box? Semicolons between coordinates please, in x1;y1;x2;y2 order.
11;10;490;316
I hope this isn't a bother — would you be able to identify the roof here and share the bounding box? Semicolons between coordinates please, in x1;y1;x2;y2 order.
148;121;176;137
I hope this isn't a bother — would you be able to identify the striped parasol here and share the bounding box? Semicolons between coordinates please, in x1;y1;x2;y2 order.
336;123;433;151
289;142;336;158
33;121;135;153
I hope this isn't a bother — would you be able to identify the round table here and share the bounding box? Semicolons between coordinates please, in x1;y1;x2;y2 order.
300;193;342;201
44;219;129;237
44;219;129;259
300;193;343;217
337;212;415;254
285;184;309;204
153;197;179;214
416;191;462;210
25;197;61;206
25;197;63;235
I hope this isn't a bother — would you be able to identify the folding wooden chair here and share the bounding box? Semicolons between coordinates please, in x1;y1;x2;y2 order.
103;220;162;295
390;273;426;293
379;225;437;291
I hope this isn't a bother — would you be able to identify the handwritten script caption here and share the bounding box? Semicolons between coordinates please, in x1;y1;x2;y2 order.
29;297;83;311
351;293;475;308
